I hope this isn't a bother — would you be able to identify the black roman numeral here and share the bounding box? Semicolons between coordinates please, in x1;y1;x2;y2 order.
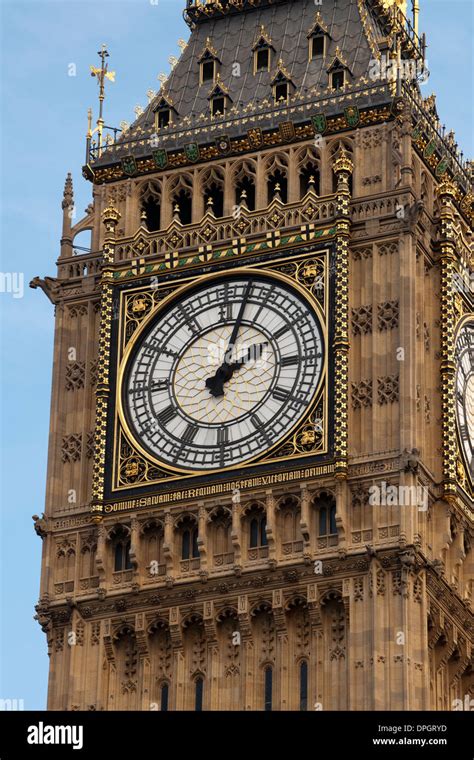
274;324;291;340
182;423;198;444
158;405;178;425
272;386;289;402
217;427;229;446
281;355;299;367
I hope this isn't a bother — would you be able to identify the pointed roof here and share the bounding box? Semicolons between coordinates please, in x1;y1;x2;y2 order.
252;24;275;51
327;47;352;74
307;11;330;38
152;91;178;114
62;172;74;210
92;0;393;166
207;74;233;101
270;58;294;86
198;37;221;63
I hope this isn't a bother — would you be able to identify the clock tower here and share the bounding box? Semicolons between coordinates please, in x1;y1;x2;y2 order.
33;0;473;711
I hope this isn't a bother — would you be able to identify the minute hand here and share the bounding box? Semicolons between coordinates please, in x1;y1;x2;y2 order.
224;281;253;361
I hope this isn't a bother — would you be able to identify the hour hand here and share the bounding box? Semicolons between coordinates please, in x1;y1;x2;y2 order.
205;342;268;398
205;363;234;398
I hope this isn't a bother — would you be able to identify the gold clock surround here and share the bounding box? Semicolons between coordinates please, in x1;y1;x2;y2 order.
111;254;330;492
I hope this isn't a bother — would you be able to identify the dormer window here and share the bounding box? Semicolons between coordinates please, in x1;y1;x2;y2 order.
157;109;170;129
198;38;220;85
252;25;275;74
256;48;270;72
311;34;325;58
307;13;330;60
271;60;294;105
208;76;232;118
202;60;215;82
211;96;225;117
327;48;351;91
275;82;289;103
153;94;177;130
331;68;345;90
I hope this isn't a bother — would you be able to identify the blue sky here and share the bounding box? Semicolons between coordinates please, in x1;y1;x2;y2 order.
0;0;472;711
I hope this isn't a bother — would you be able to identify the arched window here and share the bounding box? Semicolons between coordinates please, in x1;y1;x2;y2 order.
80;545;96;579
140;181;161;232
142;197;161;231
114;540;132;571
173;189;192;225
160;682;169;712
300;164;320;197
264;666;273;711
209;508;233;567
249;513;267;548
267;168;288;204
299;660;308;711
182;527;199;560
195;677;204;712
201;167;225;219
316;495;337;537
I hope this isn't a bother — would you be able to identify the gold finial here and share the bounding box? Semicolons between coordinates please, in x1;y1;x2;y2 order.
178;39;187;51
146;89;156;103
87;107;93;139
157;73;168;85
134;105;144;118
89;45;116;158
436;178;457;199
102;200;121;231
168;55;179;68
332;147;354;175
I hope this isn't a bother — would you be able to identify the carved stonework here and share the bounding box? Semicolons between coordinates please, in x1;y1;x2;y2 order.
377;242;398;257
351;379;373;409
377;300;399;331
61;434;82;463
351;305;373;335
377;375;400;405
65;362;85;391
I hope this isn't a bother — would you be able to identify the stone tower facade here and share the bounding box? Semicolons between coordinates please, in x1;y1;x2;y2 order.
33;0;473;712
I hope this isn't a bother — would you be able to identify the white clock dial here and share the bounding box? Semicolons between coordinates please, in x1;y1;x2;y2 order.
123;274;324;471
455;320;474;481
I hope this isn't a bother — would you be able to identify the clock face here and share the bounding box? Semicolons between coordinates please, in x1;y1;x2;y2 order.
455;320;474;481
122;274;324;471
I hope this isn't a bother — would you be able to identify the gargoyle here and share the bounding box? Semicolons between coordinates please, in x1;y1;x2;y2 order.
403;447;420;474
29;276;61;304
32;513;47;539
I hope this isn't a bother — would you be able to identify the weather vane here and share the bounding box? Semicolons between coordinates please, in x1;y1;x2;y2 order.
87;44;116;159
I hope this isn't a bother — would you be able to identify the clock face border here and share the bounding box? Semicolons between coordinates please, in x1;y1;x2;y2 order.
455;315;474;491
105;250;333;497
120;271;326;473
